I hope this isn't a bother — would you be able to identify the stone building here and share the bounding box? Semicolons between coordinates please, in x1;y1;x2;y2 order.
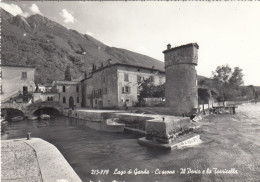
81;62;165;108
52;81;82;109
0;65;36;103
163;43;199;116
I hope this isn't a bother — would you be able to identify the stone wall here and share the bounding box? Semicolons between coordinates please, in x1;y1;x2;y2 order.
82;66;118;108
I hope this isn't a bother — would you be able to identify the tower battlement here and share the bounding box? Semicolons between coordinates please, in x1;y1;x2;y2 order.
163;43;199;68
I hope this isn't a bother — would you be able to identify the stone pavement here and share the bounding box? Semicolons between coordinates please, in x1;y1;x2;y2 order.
1;138;82;182
1;140;42;182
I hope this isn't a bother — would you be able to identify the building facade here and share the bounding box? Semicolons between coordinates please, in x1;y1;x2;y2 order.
33;92;59;102
52;81;82;109
81;63;165;108
0;65;36;103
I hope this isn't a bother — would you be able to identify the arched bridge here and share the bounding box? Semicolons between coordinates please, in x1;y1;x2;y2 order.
1;101;63;117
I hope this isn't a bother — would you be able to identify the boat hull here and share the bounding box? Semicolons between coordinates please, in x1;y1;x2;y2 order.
40;114;50;120
86;121;125;133
11;116;24;122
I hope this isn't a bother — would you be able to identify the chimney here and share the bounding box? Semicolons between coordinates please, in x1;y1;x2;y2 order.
167;44;171;50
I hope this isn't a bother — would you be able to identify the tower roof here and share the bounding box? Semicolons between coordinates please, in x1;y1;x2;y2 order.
163;43;199;54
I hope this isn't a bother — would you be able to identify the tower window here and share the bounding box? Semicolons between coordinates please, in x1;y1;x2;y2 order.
76;85;79;92
63;97;66;103
63;85;66;92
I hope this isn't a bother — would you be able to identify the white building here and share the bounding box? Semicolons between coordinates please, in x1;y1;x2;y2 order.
81;63;165;108
0;65;35;103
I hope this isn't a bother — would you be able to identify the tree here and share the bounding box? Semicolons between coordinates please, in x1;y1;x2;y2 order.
248;85;259;101
138;78;165;102
65;65;71;81
212;65;244;103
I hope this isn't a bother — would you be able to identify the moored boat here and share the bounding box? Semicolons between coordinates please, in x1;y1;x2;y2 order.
28;116;38;120
86;118;125;133
40;114;50;120
1;118;8;133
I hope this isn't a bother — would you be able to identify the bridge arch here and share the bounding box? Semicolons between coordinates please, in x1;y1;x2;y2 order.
1;108;25;119
32;107;60;116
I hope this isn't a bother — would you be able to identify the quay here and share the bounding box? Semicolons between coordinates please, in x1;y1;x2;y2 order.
63;108;202;149
1;138;82;182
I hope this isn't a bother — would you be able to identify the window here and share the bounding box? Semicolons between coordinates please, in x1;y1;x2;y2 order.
47;97;50;101
0;70;2;78
62;85;66;92
124;73;129;81
150;76;154;82
103;88;107;94
0;85;3;94
76;86;79;93
125;86;130;93
122;86;131;94
77;97;79;103
99;89;103;96
21;72;27;79
63;97;66;103
50;97;53;101
137;75;141;83
23;86;28;93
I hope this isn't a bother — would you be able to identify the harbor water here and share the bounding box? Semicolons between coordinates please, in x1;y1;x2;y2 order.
2;103;260;182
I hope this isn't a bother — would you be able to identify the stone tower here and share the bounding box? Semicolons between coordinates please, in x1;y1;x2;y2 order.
163;43;199;116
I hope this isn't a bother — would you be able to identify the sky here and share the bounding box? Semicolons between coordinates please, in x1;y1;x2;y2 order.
1;1;260;86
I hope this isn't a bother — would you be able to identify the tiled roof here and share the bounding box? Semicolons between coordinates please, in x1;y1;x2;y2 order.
81;62;165;82
0;64;35;69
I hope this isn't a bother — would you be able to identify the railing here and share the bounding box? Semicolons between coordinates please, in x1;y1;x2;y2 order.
1;91;20;103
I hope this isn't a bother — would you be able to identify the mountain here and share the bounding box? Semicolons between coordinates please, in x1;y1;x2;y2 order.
1;9;165;84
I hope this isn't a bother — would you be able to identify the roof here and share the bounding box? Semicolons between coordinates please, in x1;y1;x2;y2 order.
162;43;199;54
81;62;165;82
0;64;36;69
198;86;218;95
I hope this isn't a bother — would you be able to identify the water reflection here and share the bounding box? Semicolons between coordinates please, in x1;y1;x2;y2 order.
2;103;260;182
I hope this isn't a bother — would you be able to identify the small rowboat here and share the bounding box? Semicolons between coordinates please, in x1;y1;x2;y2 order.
40;114;50;120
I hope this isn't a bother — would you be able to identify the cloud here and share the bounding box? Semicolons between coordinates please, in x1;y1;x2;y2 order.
60;9;75;23
29;4;42;15
86;31;94;36
0;2;29;17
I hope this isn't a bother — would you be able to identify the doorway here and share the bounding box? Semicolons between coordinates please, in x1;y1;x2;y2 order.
69;96;74;109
